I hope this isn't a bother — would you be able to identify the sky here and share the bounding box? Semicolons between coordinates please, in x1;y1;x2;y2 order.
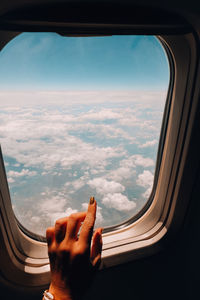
0;33;169;237
0;33;169;90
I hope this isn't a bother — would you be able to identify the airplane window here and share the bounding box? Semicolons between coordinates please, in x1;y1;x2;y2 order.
0;33;169;237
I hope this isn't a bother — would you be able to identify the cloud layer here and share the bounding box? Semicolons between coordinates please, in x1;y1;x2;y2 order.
0;90;165;235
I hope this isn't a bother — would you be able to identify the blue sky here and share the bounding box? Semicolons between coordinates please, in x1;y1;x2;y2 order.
0;33;169;90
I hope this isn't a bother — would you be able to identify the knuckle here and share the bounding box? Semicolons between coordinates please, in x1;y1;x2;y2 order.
72;245;87;258
46;226;54;234
46;227;54;244
76;245;86;255
59;242;71;254
69;214;77;222
48;241;57;253
55;219;63;227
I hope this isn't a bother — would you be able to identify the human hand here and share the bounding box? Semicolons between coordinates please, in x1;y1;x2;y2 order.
45;197;103;300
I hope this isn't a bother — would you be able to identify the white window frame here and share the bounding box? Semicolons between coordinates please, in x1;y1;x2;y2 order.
0;30;199;289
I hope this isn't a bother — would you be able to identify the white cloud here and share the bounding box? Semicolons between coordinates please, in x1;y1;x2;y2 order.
88;178;125;195
107;166;135;182
7;177;15;183
102;193;136;211
118;115;141;127
139;139;157;148
133;155;154;167
119;157;136;169
90;123;135;143
119;154;154;169
7;168;37;178
0;90;167;107
49;208;78;225
1;120;126;170
37;196;78;225
142;186;152;199
0;101;158;179
30;216;41;223
138;120;157;132
38;196;68;213
79;109;121;121
65;178;86;193
71;179;85;190
136;170;154;188
0;91;165;232
81;203;88;211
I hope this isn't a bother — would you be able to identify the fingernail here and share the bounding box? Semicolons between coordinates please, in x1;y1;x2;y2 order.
90;196;95;205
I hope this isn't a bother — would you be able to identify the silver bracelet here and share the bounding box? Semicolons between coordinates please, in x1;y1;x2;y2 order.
43;290;54;300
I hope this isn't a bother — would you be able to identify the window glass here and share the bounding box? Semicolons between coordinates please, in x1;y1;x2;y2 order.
0;33;169;236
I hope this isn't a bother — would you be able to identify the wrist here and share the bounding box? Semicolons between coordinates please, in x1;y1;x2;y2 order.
48;284;73;300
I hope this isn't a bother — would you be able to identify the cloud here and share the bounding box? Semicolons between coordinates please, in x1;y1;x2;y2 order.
139;139;157;148
118;115;141;127
7;168;37;183
38;196;68;213
102;193;136;211
49;208;78;225
0;91;164;232
86;123;135;143
65;178;85;189
65;177;86;194
30;216;41;223
133;155;154;167
37;195;78;225
138;120;157;132
1;116;126;171
119;154;154;169
88;178;125;195
107;166;135;182
136;170;154;199
7;177;15;183
1;103;157;179
87;177;136;212
136;170;154;188
7;168;37;178
142;187;152;199
0;90;167;107
79;109;121;121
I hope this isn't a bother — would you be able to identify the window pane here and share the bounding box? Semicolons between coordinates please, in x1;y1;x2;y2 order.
0;33;169;236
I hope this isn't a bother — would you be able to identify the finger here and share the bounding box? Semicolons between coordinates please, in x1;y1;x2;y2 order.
46;226;55;246
79;197;96;247
55;217;68;244
92;255;102;271
64;212;87;242
91;228;103;259
91;228;103;270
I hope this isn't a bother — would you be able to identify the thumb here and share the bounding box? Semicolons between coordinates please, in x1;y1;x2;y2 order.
91;228;103;270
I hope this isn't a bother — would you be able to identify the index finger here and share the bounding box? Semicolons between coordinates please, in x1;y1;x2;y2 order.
79;197;96;247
